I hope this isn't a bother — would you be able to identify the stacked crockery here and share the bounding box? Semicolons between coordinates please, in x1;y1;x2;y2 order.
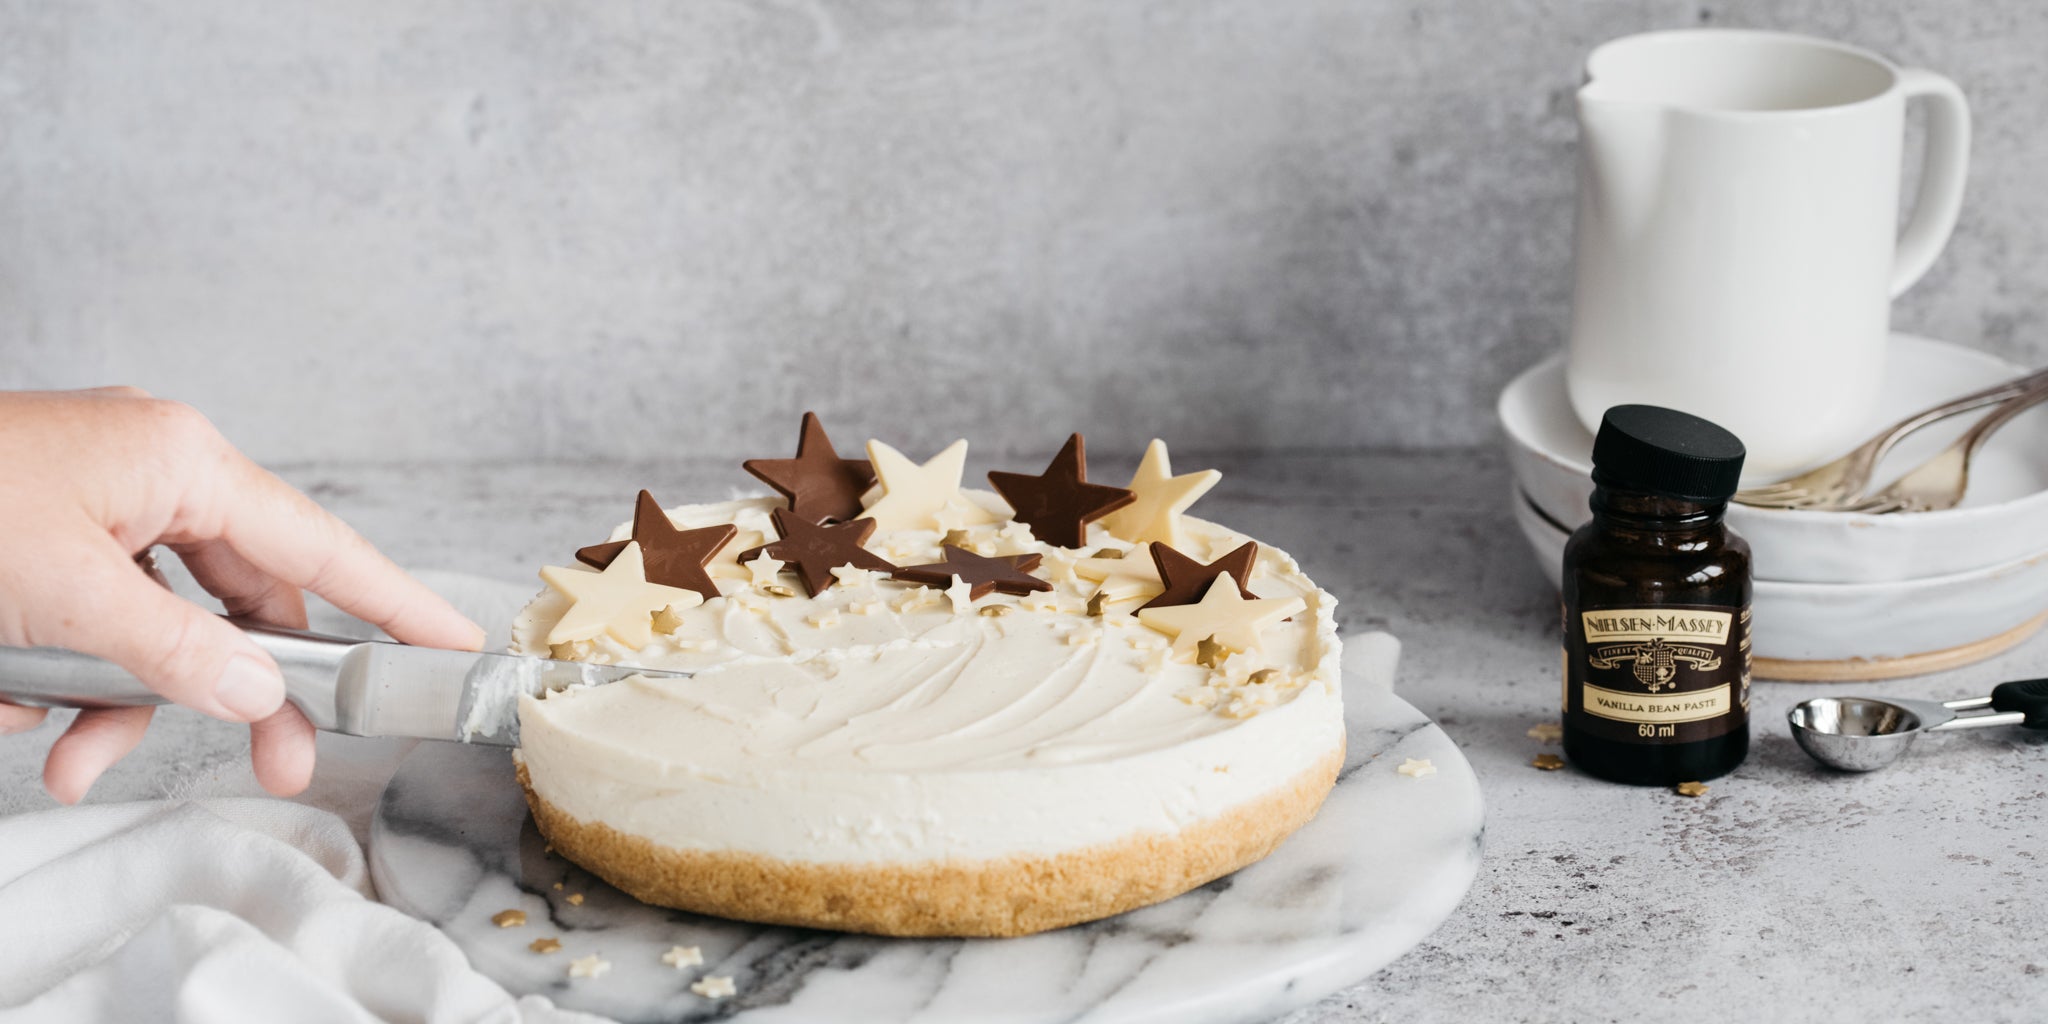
1501;335;2048;681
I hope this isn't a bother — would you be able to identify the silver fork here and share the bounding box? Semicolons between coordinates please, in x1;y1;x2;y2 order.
1831;384;2048;514
1735;366;2048;509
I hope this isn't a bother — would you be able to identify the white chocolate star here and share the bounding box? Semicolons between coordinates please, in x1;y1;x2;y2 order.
1103;439;1221;549
568;954;611;979
541;543;704;648
1135;572;1304;659
944;574;976;615
743;553;786;588
1105;442;1212;552
691;975;737;999
1397;757;1437;778
708;528;769;580
661;945;704;969
1076;552;1165;604
859;439;1000;531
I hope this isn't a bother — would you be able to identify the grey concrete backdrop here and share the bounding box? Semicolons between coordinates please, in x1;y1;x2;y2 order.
3;1;2045;464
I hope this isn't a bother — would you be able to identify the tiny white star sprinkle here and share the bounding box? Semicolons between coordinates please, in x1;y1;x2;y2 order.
568;954;611;979
661;945;705;969
807;610;841;628
744;554;786;588
1527;722;1563;743
831;565;881;589
1396;757;1437;778
691;975;738;999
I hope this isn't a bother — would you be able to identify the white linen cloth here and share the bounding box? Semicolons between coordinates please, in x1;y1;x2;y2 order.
0;799;605;1024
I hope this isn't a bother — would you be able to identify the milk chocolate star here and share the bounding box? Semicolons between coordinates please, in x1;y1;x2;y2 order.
892;546;1052;601
575;490;736;602
987;434;1135;549
743;412;877;523
737;508;896;596
1138;541;1259;611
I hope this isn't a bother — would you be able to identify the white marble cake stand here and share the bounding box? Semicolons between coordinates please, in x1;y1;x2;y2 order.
369;673;1482;1024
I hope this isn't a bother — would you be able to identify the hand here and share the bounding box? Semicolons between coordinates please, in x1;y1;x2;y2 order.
0;388;485;803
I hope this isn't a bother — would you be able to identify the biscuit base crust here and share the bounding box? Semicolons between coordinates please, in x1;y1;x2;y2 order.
517;746;1343;938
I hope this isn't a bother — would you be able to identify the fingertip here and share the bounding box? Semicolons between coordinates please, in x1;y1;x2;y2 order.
213;653;288;723
0;704;49;735
250;705;317;797
43;707;153;805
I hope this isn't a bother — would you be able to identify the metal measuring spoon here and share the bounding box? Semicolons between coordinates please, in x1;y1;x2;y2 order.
1787;679;2048;772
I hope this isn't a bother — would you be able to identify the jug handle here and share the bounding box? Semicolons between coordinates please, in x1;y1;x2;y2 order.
1890;68;1971;298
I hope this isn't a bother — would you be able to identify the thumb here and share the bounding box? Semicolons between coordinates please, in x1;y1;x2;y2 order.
46;546;287;723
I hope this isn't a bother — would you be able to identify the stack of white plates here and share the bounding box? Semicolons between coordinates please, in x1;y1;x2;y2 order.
1499;334;2048;681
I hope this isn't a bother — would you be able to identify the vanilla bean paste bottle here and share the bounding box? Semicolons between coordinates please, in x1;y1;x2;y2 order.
1562;405;1751;785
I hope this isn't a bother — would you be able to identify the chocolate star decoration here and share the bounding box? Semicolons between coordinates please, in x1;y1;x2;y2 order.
987;434;1136;549
575;490;737;602
1138;541;1260;611
742;412;878;523
737;508;896;596
892;545;1052;601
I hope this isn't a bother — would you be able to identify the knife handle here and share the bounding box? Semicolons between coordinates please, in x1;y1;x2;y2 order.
0;622;360;732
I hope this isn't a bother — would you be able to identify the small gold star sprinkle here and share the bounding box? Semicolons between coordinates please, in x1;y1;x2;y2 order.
1396;757;1437;778
661;945;705;969
1087;591;1110;617
762;584;795;598
691;975;738;999
978;604;1011;617
491;909;527;929
1527;722;1564;743
566;893;585;906
1675;781;1710;798
1195;636;1228;669
1532;753;1566;771
1247;668;1280;686
530;937;562;954
568;954;611;979
551;882;563;891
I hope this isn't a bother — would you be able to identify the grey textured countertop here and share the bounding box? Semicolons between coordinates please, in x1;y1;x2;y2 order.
3;450;2044;1022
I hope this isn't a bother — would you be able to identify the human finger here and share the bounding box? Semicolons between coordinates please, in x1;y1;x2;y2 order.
0;704;49;734
248;702;317;797
42;705;154;805
31;540;287;723
200;460;483;651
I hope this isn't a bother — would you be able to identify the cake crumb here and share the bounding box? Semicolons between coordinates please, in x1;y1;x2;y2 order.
1527;722;1564;743
491;909;527;929
530;937;562;955
1396;757;1437;778
662;945;705;969
566;893;585;906
691;975;737;999
1675;781;1710;798
568;954;611;979
1532;753;1566;771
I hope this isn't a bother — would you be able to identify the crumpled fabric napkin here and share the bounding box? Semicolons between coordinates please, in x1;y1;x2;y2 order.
0;799;606;1024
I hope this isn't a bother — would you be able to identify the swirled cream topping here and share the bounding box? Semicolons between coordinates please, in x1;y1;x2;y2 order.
513;494;1344;862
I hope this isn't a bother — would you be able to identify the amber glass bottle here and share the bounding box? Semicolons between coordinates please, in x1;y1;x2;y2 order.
1562;405;1751;786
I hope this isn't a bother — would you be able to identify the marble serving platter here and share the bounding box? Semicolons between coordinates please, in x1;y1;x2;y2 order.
369;669;1482;1024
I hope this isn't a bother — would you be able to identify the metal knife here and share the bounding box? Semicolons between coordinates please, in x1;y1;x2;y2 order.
0;622;681;746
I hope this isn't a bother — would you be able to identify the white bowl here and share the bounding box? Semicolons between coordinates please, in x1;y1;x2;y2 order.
1498;334;2048;584
1511;487;2048;678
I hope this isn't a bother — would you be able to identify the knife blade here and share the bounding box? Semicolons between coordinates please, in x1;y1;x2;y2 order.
0;621;686;746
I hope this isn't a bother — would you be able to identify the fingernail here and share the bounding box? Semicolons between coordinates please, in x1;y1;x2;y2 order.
215;656;285;720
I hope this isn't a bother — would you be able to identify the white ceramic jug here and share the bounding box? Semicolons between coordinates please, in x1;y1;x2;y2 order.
1567;30;1970;477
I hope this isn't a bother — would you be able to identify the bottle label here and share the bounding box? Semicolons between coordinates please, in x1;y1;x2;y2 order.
1565;604;1750;743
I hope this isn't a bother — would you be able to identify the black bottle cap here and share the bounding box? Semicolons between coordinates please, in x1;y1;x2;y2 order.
1591;405;1746;501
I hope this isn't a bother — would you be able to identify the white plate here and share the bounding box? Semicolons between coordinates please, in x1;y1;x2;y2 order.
1498;334;2048;584
1511;486;2048;666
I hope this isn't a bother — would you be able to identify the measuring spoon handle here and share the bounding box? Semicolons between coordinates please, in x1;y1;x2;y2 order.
1989;679;2048;730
